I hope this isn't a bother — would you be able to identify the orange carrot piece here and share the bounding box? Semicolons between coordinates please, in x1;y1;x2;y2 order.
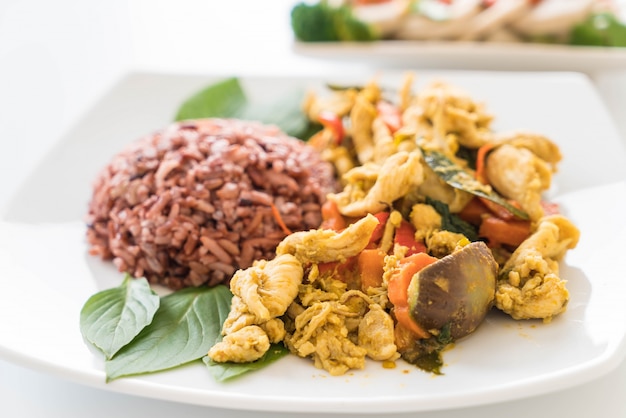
270;203;293;235
368;212;390;245
475;142;497;184
358;248;386;291
458;197;489;225
394;220;427;255
387;252;438;339
320;200;347;231
394;306;431;339
388;252;438;307
479;216;530;248
478;196;523;221
376;101;403;134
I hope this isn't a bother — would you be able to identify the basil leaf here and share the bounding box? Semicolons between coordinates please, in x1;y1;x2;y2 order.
238;88;319;140
203;343;290;382
79;274;159;360
174;77;247;122
174;78;318;140
105;285;232;381
426;197;478;242
422;149;529;220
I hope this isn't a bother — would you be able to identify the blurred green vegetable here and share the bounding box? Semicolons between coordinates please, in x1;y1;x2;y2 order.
175;77;321;140
569;12;626;47
290;1;378;42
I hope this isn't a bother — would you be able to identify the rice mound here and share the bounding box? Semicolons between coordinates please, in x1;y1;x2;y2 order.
86;118;338;290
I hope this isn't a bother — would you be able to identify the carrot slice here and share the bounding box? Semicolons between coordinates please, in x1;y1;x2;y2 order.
458;196;489;225
387;252;438;338
388;252;437;307
358;248;386;291
270;203;293;235
320;200;347;231
394;306;430;339
376;101;403;134
475;142;497;184
393;220;427;255
479;216;530;248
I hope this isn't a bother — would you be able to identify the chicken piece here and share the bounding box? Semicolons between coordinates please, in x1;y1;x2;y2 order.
485;143;554;221
302;88;358;122
495;215;580;321
404;81;494;153
350;93;378;164
321;146;356;180
208;325;270;363
330;151;424;217
371;117;398;165
276;213;379;264
398;72;415;111
409;203;442;241
426;230;468;258
497;131;562;168
417;163;474;213
230;253;304;321
209;253;304;363
221;295;256;335
284;301;368;376
358;304;399;361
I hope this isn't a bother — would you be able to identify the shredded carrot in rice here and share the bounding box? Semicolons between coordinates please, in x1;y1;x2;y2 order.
270;203;293;235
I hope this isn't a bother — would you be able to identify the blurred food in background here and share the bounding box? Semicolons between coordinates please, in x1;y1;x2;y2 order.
291;0;626;47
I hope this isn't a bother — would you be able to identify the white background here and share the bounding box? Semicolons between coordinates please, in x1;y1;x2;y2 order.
1;0;625;417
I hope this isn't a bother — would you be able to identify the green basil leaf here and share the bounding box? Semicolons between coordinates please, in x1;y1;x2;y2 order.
422;149;529;220
426;197;478;242
174;77;247;122
105;285;232;381
79;274;159;360
203;343;290;382
239;88;317;140
174;78;319;140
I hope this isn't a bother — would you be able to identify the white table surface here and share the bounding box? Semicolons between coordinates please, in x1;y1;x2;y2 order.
1;0;625;416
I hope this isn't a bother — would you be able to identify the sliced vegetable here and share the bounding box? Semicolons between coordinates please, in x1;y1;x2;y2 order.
393;220;427;255
478;216;530;248
422;149;529;220
368;211;390;245
376;100;403;134
407;241;497;340
321;200;348;231
475;142;497;184
458;196;488;225
357;248;386;291
408;241;498;340
318;110;345;144
388;252;438;338
318;255;359;283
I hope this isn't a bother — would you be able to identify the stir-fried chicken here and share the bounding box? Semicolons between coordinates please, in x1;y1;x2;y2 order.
330;151;424;217
495;215;580;321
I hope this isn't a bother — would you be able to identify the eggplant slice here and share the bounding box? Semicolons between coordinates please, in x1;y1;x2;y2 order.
407;241;498;340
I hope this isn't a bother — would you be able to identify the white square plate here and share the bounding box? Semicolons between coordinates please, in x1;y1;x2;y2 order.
0;71;625;414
